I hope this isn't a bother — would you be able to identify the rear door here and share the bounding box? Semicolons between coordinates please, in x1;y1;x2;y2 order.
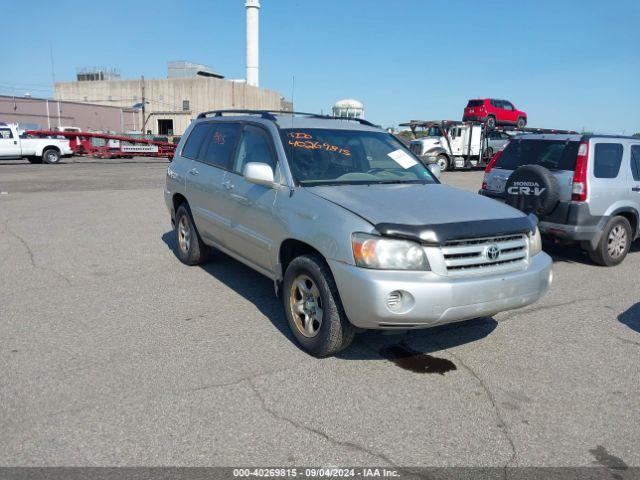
216;123;281;272
0;127;22;157
588;142;627;215
186;122;242;246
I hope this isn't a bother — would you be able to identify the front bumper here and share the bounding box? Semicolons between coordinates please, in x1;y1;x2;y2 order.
328;253;552;329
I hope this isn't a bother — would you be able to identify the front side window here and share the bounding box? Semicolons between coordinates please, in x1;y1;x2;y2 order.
593;143;623;179
233;125;277;174
199;123;242;169
280;129;437;186
631;145;640;181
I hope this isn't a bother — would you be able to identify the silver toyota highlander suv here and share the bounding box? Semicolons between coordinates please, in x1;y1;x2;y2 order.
165;110;553;356
480;133;640;266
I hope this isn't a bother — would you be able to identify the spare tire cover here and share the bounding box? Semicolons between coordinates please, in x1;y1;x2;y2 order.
504;164;560;217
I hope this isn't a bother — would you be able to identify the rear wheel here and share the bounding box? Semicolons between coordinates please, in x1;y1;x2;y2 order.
587;216;632;266
516;117;526;129
42;148;60;164
283;254;355;357
435;154;450;171
174;203;209;265
486;116;496;129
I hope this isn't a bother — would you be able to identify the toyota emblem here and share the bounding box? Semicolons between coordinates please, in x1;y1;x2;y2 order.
486;245;501;261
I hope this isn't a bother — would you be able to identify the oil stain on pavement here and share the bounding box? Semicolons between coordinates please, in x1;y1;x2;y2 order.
379;343;456;375
589;445;628;479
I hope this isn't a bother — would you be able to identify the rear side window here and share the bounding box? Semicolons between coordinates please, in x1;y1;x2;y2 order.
181;123;208;159
631;145;640;181
0;128;13;139
467;100;483;107
593;143;623;179
496;139;580;171
199;123;242;169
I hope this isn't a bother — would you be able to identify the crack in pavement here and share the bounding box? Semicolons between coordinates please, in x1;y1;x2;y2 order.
247;379;399;468
426;339;515;480
2;219;73;286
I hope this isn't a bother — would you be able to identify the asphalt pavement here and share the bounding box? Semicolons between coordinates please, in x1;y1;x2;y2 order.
0;157;638;470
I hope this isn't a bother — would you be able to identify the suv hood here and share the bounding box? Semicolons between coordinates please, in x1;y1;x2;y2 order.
308;183;533;243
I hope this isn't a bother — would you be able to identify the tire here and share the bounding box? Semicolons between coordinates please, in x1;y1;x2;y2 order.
587;216;632;267
42;148;61;164
486;116;496;129
435;154;450;171
516;117;526;129
27;156;42;164
174;203;209;266
283;254;355;357
504;164;561;217
484;147;494;161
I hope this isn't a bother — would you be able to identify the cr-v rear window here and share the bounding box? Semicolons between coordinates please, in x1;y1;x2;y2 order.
496;139;580;171
466;100;483;107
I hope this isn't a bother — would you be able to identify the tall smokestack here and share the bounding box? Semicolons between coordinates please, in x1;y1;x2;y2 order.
245;0;260;87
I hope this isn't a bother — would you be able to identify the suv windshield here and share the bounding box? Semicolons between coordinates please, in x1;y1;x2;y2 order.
496;139;580;171
280;129;437;186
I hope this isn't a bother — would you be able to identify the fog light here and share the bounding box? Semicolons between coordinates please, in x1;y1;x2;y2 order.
386;290;415;314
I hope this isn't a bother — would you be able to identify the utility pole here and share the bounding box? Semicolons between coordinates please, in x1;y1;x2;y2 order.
141;76;146;134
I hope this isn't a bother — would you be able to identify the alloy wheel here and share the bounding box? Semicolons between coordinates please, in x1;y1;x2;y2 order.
178;215;191;254
289;274;324;338
607;225;627;259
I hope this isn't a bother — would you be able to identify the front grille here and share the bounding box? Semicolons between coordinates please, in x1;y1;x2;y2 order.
440;234;528;276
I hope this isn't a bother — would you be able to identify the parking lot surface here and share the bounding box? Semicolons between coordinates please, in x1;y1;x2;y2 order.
1;157;638;468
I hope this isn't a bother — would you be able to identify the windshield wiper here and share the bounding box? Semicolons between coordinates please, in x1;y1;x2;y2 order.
368;179;425;185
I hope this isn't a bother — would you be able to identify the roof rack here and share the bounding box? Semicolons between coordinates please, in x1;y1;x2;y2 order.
196;109;378;127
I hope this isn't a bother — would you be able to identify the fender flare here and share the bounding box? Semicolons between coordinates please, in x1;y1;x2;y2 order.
36;144;61;157
608;207;640;238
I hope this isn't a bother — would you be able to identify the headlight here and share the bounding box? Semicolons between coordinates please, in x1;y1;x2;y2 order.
529;227;542;256
352;233;430;270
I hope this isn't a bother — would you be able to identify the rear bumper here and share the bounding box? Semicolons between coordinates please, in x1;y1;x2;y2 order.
476;195;606;248
479;189;506;200
328;253;553;330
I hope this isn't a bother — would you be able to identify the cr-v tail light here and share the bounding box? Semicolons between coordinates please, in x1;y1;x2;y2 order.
572;142;589;201
482;150;503;190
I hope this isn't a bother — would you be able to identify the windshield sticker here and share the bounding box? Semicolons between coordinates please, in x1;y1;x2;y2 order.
287;132;351;156
388;149;418;169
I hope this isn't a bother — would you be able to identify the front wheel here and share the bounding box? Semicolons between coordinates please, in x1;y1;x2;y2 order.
283;254;355;357
435;154;450;171
587;216;632;266
42;148;61;164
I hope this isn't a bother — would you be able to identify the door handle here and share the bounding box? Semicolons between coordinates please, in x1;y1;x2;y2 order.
188;168;199;175
222;180;234;190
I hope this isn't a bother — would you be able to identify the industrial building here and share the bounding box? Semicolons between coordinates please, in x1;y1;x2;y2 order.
54;65;290;135
0;94;137;132
52;1;289;136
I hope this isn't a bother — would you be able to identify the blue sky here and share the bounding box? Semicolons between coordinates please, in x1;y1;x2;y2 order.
1;0;638;133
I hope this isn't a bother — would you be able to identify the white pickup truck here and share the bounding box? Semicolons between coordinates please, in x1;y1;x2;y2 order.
0;123;73;164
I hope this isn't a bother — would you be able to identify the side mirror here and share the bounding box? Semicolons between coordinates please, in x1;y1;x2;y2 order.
243;162;275;187
428;163;442;179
